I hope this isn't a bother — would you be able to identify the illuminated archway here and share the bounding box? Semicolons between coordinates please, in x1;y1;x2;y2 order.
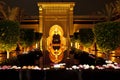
47;25;66;63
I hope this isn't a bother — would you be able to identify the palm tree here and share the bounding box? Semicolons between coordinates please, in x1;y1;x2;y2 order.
97;2;117;22
0;1;20;21
115;0;120;14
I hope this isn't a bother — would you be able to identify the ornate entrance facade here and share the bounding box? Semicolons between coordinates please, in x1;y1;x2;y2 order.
47;25;66;63
37;2;75;65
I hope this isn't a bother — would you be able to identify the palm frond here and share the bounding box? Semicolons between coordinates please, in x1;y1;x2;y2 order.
97;2;117;21
9;7;20;21
0;1;7;19
115;0;120;14
0;1;20;21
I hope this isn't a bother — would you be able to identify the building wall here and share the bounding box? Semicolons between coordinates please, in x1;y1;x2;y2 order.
74;24;94;32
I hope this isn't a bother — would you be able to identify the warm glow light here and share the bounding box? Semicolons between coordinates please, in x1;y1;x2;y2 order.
7;52;9;59
75;42;79;49
71;42;73;47
47;25;66;63
36;43;38;48
97;53;103;57
111;54;115;62
39;6;42;11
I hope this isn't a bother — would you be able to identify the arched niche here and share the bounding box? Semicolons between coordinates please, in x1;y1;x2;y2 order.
47;25;66;63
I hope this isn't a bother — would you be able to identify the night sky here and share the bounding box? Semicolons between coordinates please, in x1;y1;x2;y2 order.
3;0;115;16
